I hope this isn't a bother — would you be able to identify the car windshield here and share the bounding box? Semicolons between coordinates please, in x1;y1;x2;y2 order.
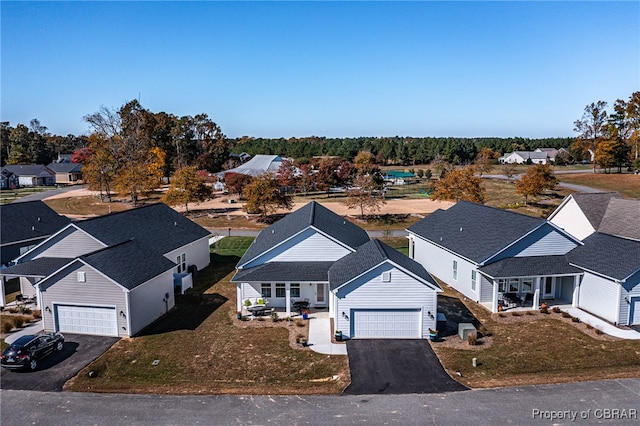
11;335;36;347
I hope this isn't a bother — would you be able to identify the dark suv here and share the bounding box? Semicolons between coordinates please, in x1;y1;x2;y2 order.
1;332;65;371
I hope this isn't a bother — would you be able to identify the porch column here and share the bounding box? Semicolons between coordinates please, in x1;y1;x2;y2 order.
0;276;5;308
533;277;541;309
572;275;580;307
408;236;414;259
285;283;291;317
236;284;243;312
491;279;499;313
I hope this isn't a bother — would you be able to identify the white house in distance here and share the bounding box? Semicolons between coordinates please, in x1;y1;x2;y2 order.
1;203;211;337
2;165;56;186
233;201;441;339
407;198;640;327
498;148;568;165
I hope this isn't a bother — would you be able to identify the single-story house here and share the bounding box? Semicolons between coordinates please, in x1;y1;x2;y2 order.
548;192;640;241
499;151;550;165
407;200;640;326
1;203;211;337
47;162;83;184
329;239;441;339
233;201;440;338
2;165;56;186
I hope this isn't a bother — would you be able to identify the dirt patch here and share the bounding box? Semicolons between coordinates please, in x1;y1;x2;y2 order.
231;312;311;350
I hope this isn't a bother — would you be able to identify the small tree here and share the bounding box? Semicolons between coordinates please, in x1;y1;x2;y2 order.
515;164;557;205
243;173;293;218
503;163;517;181
225;172;253;199
474;147;495;176
162;166;212;213
343;174;386;217
431;166;485;203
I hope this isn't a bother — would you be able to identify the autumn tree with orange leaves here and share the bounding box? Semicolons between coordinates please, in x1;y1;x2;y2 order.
431;166;485;203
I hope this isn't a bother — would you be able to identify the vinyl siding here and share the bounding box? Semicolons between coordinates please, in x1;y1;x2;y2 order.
164;237;210;273
412;235;478;301
128;269;175;335
38;261;129;337
479;275;494;303
334;262;437;339
578;272;619;324
491;225;577;262
240;282;320;308
28;227;105;260
549;199;596;240
559;276;574;302
619;270;640;325
244;228;351;268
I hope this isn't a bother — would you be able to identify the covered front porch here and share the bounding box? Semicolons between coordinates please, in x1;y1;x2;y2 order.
478;256;583;313
236;281;330;317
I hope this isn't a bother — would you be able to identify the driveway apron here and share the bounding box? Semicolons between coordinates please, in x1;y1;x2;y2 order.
343;339;467;395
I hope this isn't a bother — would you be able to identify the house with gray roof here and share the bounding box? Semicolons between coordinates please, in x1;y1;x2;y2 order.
233;201;440;338
408;201;583;314
2;164;56;186
47;162;83;184
219;154;285;178
1;203;211;337
408;199;640;327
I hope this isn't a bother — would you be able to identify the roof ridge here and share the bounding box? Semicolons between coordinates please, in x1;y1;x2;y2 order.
80;238;135;258
372;239;388;259
75;203;162;224
309;201;316;225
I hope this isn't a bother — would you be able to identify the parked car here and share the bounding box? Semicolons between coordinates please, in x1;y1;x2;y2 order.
1;332;65;371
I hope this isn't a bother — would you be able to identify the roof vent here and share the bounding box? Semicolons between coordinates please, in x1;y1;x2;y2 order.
271;229;275;234
38;217;41;222
174;221;177;226
32;226;35;231
440;237;443;241
460;227;463;232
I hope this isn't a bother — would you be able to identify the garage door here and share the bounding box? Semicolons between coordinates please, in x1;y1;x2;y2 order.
353;310;421;339
55;305;118;337
631;298;640;325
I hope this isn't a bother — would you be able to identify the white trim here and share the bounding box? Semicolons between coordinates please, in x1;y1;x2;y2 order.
331;259;442;293
52;302;118;337
14;223;106;263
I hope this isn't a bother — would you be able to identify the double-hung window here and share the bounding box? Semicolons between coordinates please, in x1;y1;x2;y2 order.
176;253;186;273
290;283;300;298
275;283;285;298
261;283;272;298
471;270;477;291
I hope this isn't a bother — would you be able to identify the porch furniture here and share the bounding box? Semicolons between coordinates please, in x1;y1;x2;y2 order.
246;305;270;316
503;293;520;309
292;300;310;315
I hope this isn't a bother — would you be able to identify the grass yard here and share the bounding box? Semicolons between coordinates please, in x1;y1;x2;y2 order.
431;284;640;388
44;196;133;216
0;187;53;204
557;173;640;198
65;240;349;395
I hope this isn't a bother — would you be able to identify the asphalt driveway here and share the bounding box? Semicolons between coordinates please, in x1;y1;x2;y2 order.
1;333;118;391
343;339;467;395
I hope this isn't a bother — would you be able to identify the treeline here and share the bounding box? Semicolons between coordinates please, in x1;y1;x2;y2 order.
232;136;575;165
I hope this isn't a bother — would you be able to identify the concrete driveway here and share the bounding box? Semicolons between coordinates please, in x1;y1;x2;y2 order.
343;339;467;395
1;333;118;391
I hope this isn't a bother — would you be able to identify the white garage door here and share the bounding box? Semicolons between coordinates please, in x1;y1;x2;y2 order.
578;274;619;323
55;305;118;337
353;310;421;339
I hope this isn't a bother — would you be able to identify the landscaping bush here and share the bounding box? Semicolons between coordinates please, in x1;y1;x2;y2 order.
467;332;478;346
271;312;279;322
17;305;31;314
585;324;593;329
526;310;536;315
1;321;13;333
256;317;265;322
498;313;506;318
11;316;25;329
295;319;305;327
539;307;549;314
571;316;580;323
296;334;304;343
595;328;604;335
32;309;42;319
511;311;521;317
552;306;562;314
562;312;572;318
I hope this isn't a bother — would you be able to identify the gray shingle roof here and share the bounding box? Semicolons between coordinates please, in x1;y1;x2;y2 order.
329;239;439;291
567;232;640;281
221;155;283;177
598;197;640;240
237;202;369;267
570;192;619;229
408;201;543;263
1;257;73;277
80;240;176;290
75;203;210;253
232;261;334;282
479;256;581;278
47;163;83;173
3;164;55;176
0;201;71;245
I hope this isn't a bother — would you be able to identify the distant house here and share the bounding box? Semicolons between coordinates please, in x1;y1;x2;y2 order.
0;168;19;189
499;151;550;165
47;162;83;184
233;201;441;339
2;165;56;187
219;155;285;178
383;170;416;185
1;203;211;337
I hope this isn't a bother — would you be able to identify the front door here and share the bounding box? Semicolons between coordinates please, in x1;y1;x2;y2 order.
542;277;555;299
316;283;326;305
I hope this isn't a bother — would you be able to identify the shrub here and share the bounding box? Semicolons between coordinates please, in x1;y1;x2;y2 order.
526;310;536;316
295;319;305;327
256;317;265;322
1;321;13;333
595;328;604;335
511;311;521;317
562;312;572;318
12;316;24;328
552;307;562;314
32;309;42;319
467;332;478;346
571;316;580;323
585;324;593;329
539;307;549;314
296;334;305;343
271;312;279;322
17;305;31;314
498;313;506;318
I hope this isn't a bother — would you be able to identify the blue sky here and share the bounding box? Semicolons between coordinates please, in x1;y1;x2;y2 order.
2;1;639;139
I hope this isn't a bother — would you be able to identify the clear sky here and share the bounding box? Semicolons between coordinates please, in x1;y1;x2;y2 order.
2;1;639;139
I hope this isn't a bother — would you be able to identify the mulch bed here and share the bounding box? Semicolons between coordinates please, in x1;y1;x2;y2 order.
231;311;310;350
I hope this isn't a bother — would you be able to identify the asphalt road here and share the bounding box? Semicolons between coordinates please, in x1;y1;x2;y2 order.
2;378;639;425
0;334;118;391
14;185;87;202
344;339;467;394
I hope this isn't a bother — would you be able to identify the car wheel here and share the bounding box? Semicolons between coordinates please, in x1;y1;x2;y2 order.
29;359;37;371
56;341;64;351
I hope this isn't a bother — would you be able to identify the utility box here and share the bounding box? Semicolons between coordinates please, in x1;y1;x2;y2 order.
458;323;477;340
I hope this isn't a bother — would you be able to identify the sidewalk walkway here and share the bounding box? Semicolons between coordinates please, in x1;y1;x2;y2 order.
307;312;347;355
4;319;44;344
560;306;640;340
